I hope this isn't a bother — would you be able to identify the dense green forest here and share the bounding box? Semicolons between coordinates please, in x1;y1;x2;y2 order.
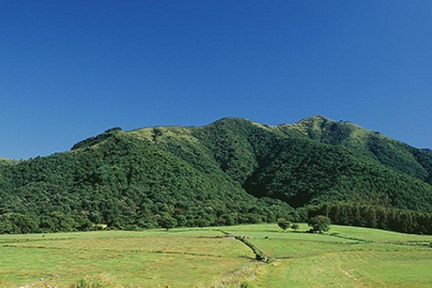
1;116;432;234
307;202;432;234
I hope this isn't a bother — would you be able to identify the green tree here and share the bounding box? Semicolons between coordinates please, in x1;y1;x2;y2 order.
277;218;290;231
175;215;187;227
158;214;177;231
291;223;300;231
196;218;211;228
308;215;331;233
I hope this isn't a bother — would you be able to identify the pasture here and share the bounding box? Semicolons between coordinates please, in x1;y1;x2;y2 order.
1;224;432;287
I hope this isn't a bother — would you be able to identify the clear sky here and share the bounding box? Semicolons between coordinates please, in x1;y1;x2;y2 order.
1;1;431;159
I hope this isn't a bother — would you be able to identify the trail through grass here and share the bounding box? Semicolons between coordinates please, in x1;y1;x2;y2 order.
1;224;432;287
222;224;432;287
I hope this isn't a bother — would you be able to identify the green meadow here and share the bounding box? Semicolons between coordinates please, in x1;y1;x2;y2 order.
1;224;432;287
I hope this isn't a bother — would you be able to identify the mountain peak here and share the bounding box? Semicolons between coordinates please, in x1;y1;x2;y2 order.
295;115;334;125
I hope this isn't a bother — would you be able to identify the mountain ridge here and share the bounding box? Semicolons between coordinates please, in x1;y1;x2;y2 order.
62;115;432;208
1;116;432;233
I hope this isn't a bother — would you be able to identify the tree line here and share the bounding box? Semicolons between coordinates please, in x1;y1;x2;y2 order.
309;202;432;235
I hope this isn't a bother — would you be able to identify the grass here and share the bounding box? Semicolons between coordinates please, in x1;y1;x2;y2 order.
0;229;254;287
222;224;432;287
1;224;432;287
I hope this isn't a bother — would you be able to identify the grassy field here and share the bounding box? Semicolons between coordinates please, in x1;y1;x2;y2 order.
1;224;432;287
223;224;432;287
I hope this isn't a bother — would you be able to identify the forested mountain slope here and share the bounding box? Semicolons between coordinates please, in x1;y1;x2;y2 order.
278;116;432;183
1;116;431;233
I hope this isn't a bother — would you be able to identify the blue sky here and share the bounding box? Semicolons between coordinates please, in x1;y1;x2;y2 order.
1;1;431;159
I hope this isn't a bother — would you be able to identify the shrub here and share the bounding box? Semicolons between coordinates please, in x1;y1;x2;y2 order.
291;223;300;231
308;215;331;233
277;218;290;231
70;273;119;288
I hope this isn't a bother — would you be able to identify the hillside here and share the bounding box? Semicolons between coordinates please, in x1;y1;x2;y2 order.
1;116;432;233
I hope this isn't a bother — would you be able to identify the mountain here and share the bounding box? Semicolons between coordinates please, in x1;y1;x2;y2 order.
247;116;432;209
1;116;432;233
